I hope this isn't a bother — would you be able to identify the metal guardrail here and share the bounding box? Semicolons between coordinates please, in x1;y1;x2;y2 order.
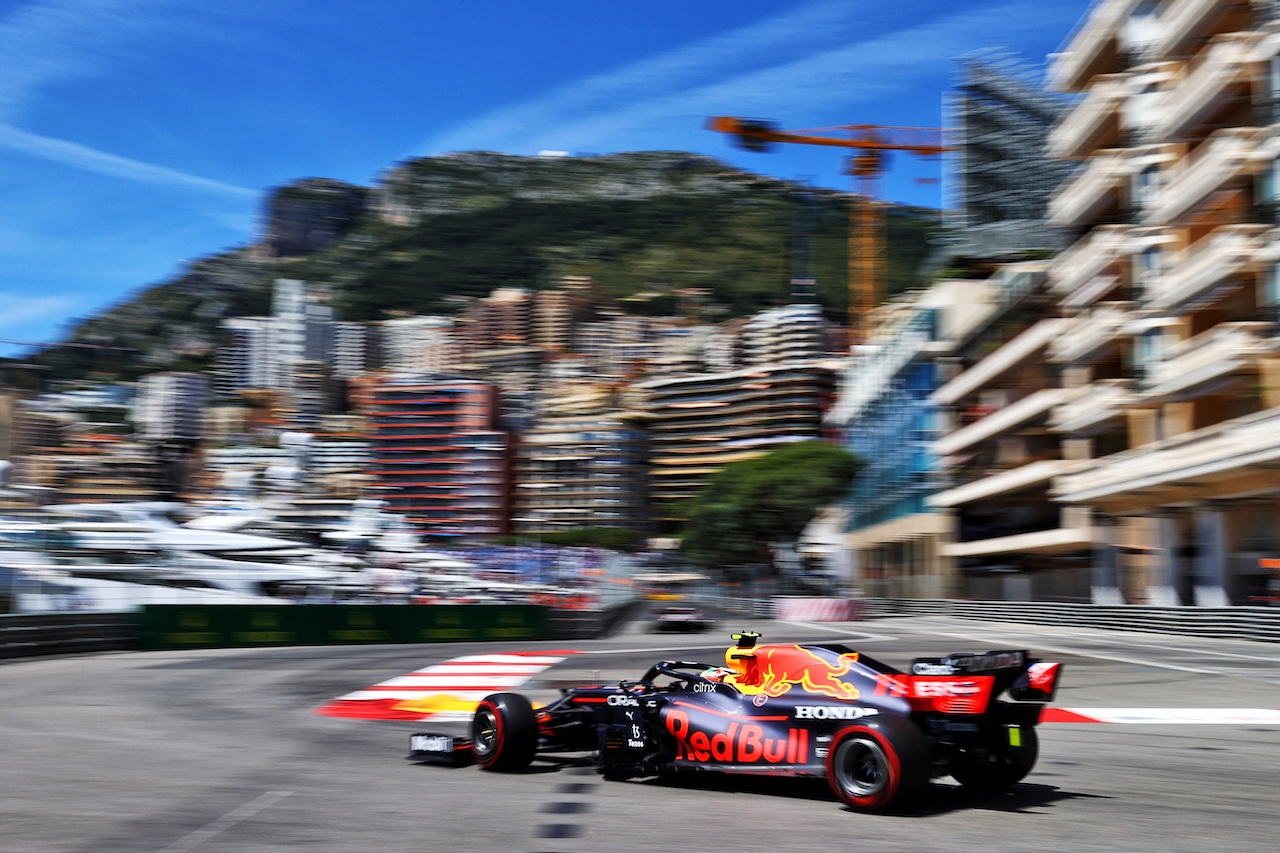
0;612;138;660
862;599;1280;643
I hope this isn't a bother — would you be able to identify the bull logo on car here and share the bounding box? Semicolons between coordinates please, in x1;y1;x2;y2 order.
732;645;861;702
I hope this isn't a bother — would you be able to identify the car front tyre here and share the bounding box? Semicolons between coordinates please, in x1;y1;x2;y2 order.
472;693;537;772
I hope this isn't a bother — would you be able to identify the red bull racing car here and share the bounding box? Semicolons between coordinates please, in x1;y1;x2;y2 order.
408;631;1062;811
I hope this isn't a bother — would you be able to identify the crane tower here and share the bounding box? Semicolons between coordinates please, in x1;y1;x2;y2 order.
707;117;950;343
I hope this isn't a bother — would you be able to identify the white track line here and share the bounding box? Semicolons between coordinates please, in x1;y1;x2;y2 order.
924;629;1223;675
156;791;293;853
1048;708;1280;725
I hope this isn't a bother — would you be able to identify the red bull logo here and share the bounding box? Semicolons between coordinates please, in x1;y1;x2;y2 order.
731;645;861;702
665;709;809;764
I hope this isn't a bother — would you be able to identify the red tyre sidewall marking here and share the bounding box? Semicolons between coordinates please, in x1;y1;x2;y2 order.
826;724;901;809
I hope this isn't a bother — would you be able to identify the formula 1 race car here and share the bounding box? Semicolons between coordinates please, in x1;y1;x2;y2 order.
408;631;1062;811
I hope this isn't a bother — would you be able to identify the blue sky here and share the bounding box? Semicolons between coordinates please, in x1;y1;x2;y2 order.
0;0;1092;358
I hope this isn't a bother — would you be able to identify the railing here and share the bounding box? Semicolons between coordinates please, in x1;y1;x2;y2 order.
1048;150;1130;227
1050;74;1127;159
1144;320;1277;396
1148;127;1260;225
1050;378;1135;433
1050;301;1135;363
1156;32;1263;142
1145;224;1269;311
1049;0;1142;92
1153;0;1241;61
1050;225;1132;303
0;612;137;660
860;598;1280;642
1056;403;1280;504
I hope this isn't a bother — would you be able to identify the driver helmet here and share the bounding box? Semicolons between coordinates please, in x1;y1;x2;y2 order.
701;666;736;683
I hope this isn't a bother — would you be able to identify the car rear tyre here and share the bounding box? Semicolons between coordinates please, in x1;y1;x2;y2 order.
825;719;928;811
472;693;537;772
950;725;1038;793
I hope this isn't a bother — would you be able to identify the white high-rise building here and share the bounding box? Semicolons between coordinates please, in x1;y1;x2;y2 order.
743;304;826;365
333;322;375;380
217;317;276;394
272;279;334;388
134;372;211;441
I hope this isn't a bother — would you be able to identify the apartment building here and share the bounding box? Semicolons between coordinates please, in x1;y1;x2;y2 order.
461;287;534;349
742;304;828;365
927;264;1097;601
513;414;648;534
358;375;510;536
380;316;460;374
134;372;211;442
1046;0;1280;605
637;361;836;518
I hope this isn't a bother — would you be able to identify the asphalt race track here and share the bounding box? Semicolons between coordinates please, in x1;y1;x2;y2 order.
5;610;1280;853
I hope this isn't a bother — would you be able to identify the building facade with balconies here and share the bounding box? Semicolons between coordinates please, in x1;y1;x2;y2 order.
513;414;648;535
1047;0;1280;605
358;375;510;537
926;264;1099;601
636;361;836;522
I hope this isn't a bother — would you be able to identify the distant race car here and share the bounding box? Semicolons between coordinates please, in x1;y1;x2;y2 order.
650;605;714;633
408;631;1062;811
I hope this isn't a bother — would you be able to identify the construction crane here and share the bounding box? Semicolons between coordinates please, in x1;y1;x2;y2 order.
707;116;950;343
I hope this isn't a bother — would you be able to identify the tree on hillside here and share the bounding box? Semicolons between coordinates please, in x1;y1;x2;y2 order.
679;440;859;572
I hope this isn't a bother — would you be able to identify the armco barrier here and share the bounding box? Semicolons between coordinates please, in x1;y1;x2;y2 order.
862;598;1280;643
138;604;550;650
0;612;137;660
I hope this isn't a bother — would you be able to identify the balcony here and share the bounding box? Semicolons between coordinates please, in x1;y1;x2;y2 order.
1051;227;1132;306
1048;151;1131;227
1050;302;1136;364
1050;75;1127;159
1152;0;1239;61
1147;128;1261;224
1155;32;1263;142
1145;224;1269;311
933;318;1066;407
1050;378;1137;434
929;459;1078;509
1049;0;1143;92
1144;321;1280;398
1056;405;1280;506
935;387;1082;457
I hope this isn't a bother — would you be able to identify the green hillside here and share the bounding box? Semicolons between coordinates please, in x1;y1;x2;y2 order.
33;151;941;381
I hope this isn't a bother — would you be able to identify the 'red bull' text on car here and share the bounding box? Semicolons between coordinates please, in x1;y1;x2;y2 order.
408;631;1062;811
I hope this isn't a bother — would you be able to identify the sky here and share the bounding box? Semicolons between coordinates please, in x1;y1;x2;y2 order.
0;0;1094;358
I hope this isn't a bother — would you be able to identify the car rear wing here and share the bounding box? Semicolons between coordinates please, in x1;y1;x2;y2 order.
904;650;1062;711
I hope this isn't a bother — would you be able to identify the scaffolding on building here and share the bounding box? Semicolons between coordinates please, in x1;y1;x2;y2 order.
939;50;1078;260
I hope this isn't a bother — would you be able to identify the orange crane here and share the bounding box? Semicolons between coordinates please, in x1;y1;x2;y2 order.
707;116;950;343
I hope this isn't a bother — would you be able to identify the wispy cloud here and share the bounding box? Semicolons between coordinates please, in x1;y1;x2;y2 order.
420;0;1079;156
0;295;77;335
0;122;257;198
0;0;259;198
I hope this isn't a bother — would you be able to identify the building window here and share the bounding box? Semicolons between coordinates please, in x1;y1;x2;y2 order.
1133;165;1158;212
1265;261;1280;309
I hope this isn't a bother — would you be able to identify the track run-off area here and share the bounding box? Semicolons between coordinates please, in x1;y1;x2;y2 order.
5;610;1280;853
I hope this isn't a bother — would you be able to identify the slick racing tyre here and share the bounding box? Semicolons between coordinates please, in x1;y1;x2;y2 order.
825;718;928;812
950;725;1038;793
472;693;537;772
